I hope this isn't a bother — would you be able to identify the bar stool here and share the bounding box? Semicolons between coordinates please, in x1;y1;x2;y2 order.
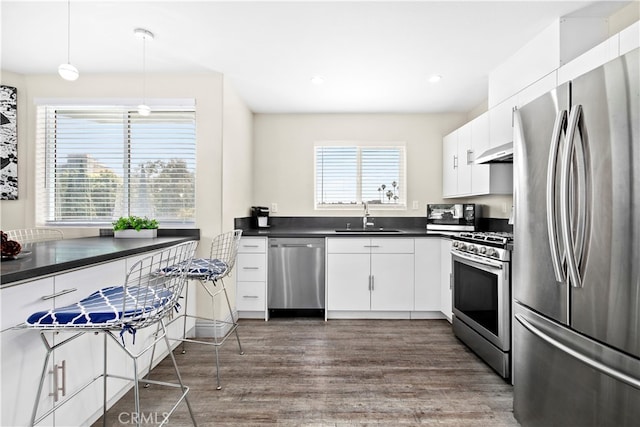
20;241;198;427
149;229;244;390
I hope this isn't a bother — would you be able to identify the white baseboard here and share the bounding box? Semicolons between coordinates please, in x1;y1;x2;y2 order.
194;310;238;338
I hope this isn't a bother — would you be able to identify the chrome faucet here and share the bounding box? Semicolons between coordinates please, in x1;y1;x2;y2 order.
363;202;374;229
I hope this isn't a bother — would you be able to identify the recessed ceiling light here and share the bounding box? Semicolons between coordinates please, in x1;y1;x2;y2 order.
310;75;325;85
428;74;442;83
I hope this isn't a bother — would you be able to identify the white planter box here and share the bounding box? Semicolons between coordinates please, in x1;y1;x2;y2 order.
114;229;158;239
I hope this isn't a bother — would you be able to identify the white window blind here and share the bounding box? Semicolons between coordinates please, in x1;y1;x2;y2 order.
315;143;406;209
35;105;196;226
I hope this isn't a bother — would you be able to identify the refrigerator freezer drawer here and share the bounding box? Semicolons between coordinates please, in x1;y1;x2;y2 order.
513;302;640;426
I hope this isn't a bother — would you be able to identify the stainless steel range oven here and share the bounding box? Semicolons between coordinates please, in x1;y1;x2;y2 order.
451;232;512;380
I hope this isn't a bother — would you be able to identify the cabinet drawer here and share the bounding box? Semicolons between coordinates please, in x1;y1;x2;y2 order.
0;278;54;331
237;254;267;281
236;282;266;311
327;238;372;253
370;238;414;254
238;238;267;253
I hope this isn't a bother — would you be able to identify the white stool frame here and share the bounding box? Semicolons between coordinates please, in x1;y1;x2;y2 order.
19;241;198;427
147;230;244;390
5;228;63;244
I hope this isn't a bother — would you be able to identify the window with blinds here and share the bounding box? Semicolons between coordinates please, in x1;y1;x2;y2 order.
35;105;196;226
315;143;406;209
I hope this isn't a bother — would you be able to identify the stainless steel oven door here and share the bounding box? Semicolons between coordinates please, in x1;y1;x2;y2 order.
451;250;510;351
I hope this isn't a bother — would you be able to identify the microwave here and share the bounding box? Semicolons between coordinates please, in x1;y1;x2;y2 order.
426;204;480;231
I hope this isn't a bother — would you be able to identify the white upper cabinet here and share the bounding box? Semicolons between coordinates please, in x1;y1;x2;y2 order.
442;131;459;198
443;112;512;198
619;21;640;55
489;18;608;108
456;122;473;196
442;122;472;198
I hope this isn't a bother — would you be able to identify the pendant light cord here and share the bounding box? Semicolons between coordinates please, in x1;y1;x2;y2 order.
66;0;71;64
142;34;147;104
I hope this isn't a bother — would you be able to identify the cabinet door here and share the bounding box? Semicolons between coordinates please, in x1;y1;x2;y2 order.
327;238;371;254
456;122;472;196
414;239;442;311
237;253;267;282
236;281;266;311
238;237;267;253
326;253;371;311
370;253;414;311
442;131;458;198
440;239;453;322
489;96;517;149
369;238;414;254
470;113;491;194
1;278;55;427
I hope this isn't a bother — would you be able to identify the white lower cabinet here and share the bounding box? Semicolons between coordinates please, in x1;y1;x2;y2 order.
53;261;126;426
235;237;267;318
327;238;414;313
440;239;453;322
1;277;55;427
414;238;442;312
0;246;189;426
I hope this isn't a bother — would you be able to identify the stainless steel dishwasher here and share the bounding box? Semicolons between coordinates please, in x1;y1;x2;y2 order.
268;238;325;317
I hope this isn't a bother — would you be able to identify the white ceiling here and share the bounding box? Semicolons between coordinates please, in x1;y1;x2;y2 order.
1;1;630;113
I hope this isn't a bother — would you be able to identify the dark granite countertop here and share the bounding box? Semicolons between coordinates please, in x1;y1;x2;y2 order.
234;215;510;240
235;216;460;238
239;227;454;238
1;232;199;287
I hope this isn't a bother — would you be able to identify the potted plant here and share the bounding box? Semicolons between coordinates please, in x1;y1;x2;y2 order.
112;216;159;238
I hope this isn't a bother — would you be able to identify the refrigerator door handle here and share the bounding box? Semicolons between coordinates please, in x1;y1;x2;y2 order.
515;313;640;391
560;105;587;289
545;109;568;283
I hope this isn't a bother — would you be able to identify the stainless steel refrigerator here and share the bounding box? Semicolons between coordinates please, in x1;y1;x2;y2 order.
513;47;639;426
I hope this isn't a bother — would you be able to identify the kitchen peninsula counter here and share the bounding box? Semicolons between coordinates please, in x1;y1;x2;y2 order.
1;231;199;287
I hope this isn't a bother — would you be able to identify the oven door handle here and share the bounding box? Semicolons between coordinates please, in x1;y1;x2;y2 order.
451;251;504;271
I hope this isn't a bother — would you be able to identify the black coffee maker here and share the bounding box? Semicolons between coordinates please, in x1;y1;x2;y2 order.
251;206;270;228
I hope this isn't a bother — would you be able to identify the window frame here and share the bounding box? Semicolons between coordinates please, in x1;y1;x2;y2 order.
314;141;407;210
35;103;197;227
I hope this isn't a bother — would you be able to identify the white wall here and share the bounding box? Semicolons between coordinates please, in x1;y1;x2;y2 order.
253;113;470;217
222;76;254;230
0;71;226;245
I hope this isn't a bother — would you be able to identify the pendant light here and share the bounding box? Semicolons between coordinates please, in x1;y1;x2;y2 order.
134;28;154;116
58;0;79;81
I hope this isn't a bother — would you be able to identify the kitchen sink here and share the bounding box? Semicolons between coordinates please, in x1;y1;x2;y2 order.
334;228;402;233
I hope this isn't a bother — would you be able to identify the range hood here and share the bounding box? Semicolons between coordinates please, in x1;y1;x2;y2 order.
475;142;513;164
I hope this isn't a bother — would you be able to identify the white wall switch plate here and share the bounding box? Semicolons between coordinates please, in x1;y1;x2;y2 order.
412;200;419;210
271;202;278;213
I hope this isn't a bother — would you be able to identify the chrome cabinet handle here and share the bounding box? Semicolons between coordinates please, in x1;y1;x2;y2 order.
545;109;568;284
242;295;259;299
242;266;260;270
242;245;260;248
516;314;640;391
453;155;458;169
371;275;374;291
41;288;77;301
49;360;66;402
466;149;473;165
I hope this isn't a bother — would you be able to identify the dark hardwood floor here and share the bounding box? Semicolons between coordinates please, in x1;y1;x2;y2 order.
94;319;519;426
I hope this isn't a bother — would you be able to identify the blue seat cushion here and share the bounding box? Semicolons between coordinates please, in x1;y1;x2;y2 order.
158;258;228;280
26;285;173;326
